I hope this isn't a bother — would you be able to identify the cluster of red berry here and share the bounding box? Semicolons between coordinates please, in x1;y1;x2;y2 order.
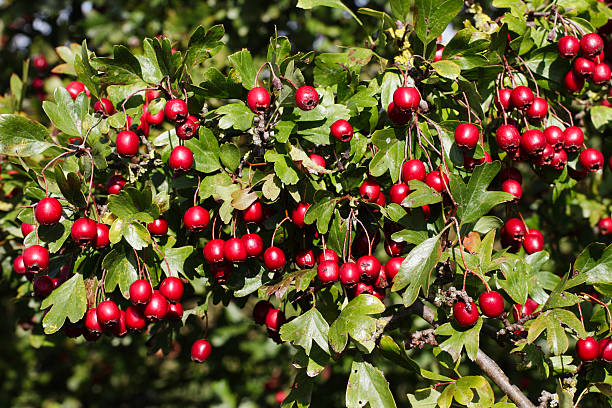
558;33;611;92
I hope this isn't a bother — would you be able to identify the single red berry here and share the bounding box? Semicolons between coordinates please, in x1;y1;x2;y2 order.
600;339;612;362
308;153;326;171
563;126;584;152
164;98;188;122
106;175;126;195
434;44;444;62
211;262;232;284
387;102;412;125
543;126;564;151
160;276;184;302
144;292;169;320
96;300;121;327
510;86;534;110
21;222;35;237
502;218;527;243
110;310;127;337
592;63;612;85
502;179;522;200
94;98;115;115
242;233;264;257
71;217;97;245
116;130;140;157
389;183;410;205
145;90;161;103
453;301;479;326
384;237;405;257
191;339;212;363
348;282;374;298
296;249;316;269
23;245;49;273
129;279;153;305
384;256;404;282
534;144;555;166
32;77;44;91
242;201;263;224
224;237;247;263
82;330;101;342
318;249;339;264
496;124;521;153
292;203;310;228
166;302;184;320
393;87;421;111
579;148;604;172
85;308;102;334
598;217;612;235
95;223;110;248
558;35;580;59
520;129;546;156
425;170;449;192
402;159;427;182
295;86;319;111
147;218;168;236
13;256;26;275
576;337;600;362
66;81;88;100
494;88;513;111
463;152;492;171
32;55;48;71
523;231;544;254
247;87;271;114
573;57;596;77
360;179;381;202
176;116;200;140
125;305;147;331
330;119;353;142
564;70;585;93
339;262;360;287
317;260;339;284
253;300;272;325
264;247;286;271
144;104;165;125
168;146;194;171
454;123;479;150
265;308;285;332
183;206;210;232
512;298;539;321
35;197;62;225
33;275;54;298
357;255;381;283
526;97;548;121
580;33;604;58
478;291;505;318
203;239;225;263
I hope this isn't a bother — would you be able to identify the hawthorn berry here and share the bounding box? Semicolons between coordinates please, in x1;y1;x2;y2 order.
558;35;580;59
402;159;427;182
204;239;225;263
317;260;339;284
224;237;247;263
318;249;339;264
295;86;319;111
35;197;62;225
384;256;404;282
339;262;360;286
523;230;544;254
389;183;410;205
543;126;564;151
242;201;263;224
563;126;584;152
23;245;49;273
111;310;128;337
147;218;169;236
564;70;585;93
33;275;54;298
247;87;271;113
183;206;210;232
387;102;411;125
579;148;604;172
502;218;527;243
253;300;272;325
330;119;353;142
116;130;140;157
85;308;102;334
592;63;612;85
71;217;97;245
424;170;448;192
576;337;600;362
265;308;285;332
453;301;479;327
496;124;521;152
512;298;539;321
291;203;310;228
96;300;121;327
176;116;200;140
478;291;505;318
308;154;325;171
264;247;286;271
164;98;188;122
66;81;88;99
13;256;26;275
95;223;110;248
598;217;612;235
525;97;548;121
144;292;169;320
106;175;126;195
580;33;604;58
502;179;522;200
211;262;232;283
296;249;316;269
169;146;194;171
160;277;184;302
242;233;263;257
510;86;534;110
454;123;479;150
600;339;612;362
357;255;381;283
360;179;381;202
129;279;153;305
191;339;212;363
494;88;513;111
521;129;546;156
94;98;115;115
393;86;421;111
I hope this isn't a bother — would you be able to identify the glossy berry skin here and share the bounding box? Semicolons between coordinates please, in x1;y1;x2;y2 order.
389;183;410;205
521;129;546;156
264;247;286;271
564;70;584;93
512;298;539;321
71;217;97;245
576;337;600;362
510;86;534;110
339;262;360;286
434;44;444;61
463;151;491;172
543;126;564;151
33;276;54;298
357;255;381;283
164;98;188;122
349;282;374;298
580;33;604;58
116;130;140;157
129;279;153;305
96;300;121;327
204;239;225;263
176;116;199;140
147;218;168;236
66;81;87;99
360;179;381;202
224;238;247;263
317;260;339;284
247;87;271;113
33;56;48;71
295;86;319;111
387;102;412;125
502;179;522;200
23;245;49;273
526;97;548;121
393;87;421;111
308;154;325;171
558;35;580;59
330;119;353;142
292;203;310;228
13;256;26;275
494;88;513;111
523;231;544;254
169;146;194;171
579;148;604;172
402;159;426;182
265;308;285;332
318;249;339;264
95;223;110;248
160;277;184;302
242;201;263;224
573;57;596;77
106;175;126;195
563;127;584;152
425;171;449;192
296;249;316;269
592;63;612;85
384;256;404;282
478;291;505;318
598;217;612;235
144;292;169;320
242;233;263;257
253;300;272;325
85;308;102;334
454;123;479;150
183;206;210;232
502;218;527;243
496;124;521;152
166;302;184;320
144;105;165;125
36;197;62;225
110;310;127;337
600;339;612;362
94;98;115;115
453;301;479;327
21;222;35;237
191;339;212;363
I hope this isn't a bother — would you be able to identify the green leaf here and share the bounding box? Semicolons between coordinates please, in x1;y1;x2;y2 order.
107;189;154;223
403;180;443;208
55;167;86;208
328;294;385;353
159;246;194;277
103;245;138;298
346;359;396;408
407;388;441;408
40;274;87;334
216;102;255;131
123;222;151;250
435;318;483;361
184;25;225;69
228;49;257;89
414;0;463;45
219;143;241;171
454;376;494;407
42;88;82;137
94;45;143;84
297;0;364;27
526;310;572;355
591;106;612;131
185;127;221;173
0;114;53;157
369;140;405;182
392;236;442;306
390;0;411;21
280;308;330;355
450;162;514;225
378;335;422;372
573;243;612;284
304;192;336;234
432;60;461;80
473;216;503;234
281;370;313;408
499;260;529;304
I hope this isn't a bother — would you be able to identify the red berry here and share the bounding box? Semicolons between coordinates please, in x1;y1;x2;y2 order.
510;86;534;110
96;300;121;327
147;218;168;236
211;262;232;283
357;255;381;283
453;301;479;326
360;179;381;202
129;279;153;305
94;98;115;115
295;86;319;111
425;170;449;192
384;256;404;282
389;183;410;205
242;201;263;224
563;126;584;152
85;308;102;334
579;148;604;172
176;116;200;140
242;233;263;257
224;237;247;263
330;119;353;142
543;126;564;151
387;102;411;125
600;339;612;362
502;179;522;200
318;249;339;264
164;98;188;122
23;245;49;273
160;276;184;302
512;298;539;321
21;222;35;237
454;123;479;149
434;44;444;62
526;97;548;121
253;300;272;325
204;239;225;263
33;275;54;298
183;206;210;232
402;159;426;182
125;305;147;331
32;55;48;71
264;247;286;271
573;57;596;77
66;81;88;100
106;175;126;195
144;104;165;125
191;339;212;363
523;231;544;254
598;217;612;235
580;33;604;58
393;87;421;111
166;302;184;320
494;88;513;111
110;310;127;337
247;87;271;113
317;260;339;284
71;217;97;245
500;167;522;183
296;249;316;269
339;262;360;286
576;337;600;362
35;197;62;225
348;282;374;298
13;256;26;275
116;130;140;157
564;70;585;93
496;124;521;153
478;291;504;318
265;308;285;332
502;218;527;243
464;152;491;171
144;292;169;320
308;153;325;170
292;203;310;228
592;63;612;85
558;35;580;59
169;146;194;171
95;223;110;248
520;129;546;156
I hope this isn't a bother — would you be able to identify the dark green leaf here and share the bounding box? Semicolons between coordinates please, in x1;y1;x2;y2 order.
413;0;463;45
0;114;53;157
280;308;330;355
40;274;87;334
103;245;138;298
228;49;257;89
185;127;221;173
328;294;385;353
